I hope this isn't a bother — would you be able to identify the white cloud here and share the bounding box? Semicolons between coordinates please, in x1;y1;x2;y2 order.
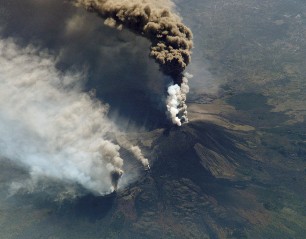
0;38;125;195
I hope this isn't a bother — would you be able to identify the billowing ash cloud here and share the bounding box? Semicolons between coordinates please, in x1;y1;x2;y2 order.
74;0;193;125
75;0;193;76
0;38;147;195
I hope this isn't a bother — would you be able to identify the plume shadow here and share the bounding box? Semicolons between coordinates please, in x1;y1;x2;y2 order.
0;0;169;130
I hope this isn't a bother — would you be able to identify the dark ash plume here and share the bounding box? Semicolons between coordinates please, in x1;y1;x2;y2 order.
75;0;193;125
75;0;193;78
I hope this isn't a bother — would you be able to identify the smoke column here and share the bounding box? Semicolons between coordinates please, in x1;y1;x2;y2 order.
0;38;141;195
74;0;193;126
166;73;192;126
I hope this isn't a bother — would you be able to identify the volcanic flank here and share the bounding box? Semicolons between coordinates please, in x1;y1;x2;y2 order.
74;0;193;125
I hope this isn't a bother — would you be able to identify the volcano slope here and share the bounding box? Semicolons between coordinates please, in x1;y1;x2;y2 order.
2;113;305;239
81;119;305;239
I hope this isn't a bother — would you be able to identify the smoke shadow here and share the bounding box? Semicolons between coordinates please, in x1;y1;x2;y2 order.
56;193;116;222
6;187;116;223
0;0;170;131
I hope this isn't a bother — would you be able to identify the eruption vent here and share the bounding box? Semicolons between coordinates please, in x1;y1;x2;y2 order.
75;0;193;125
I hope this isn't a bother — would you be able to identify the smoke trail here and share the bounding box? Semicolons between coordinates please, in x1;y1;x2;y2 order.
129;146;150;170
74;0;193;125
0;37;142;195
115;135;150;170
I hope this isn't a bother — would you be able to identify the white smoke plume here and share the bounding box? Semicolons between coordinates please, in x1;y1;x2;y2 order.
166;73;192;126
0;37;142;195
74;0;193;126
